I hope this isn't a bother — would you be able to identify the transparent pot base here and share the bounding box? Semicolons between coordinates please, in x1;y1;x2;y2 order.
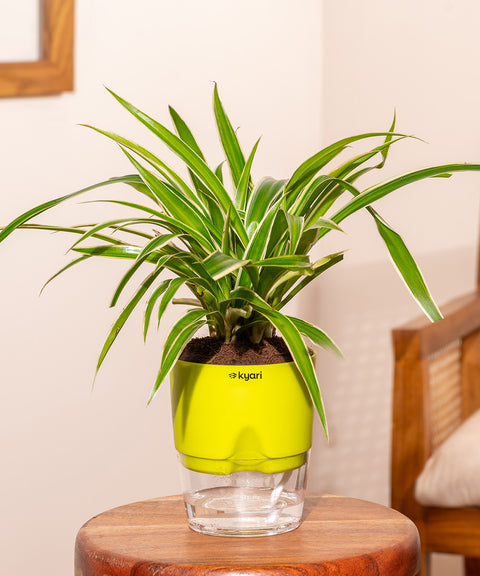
180;461;307;537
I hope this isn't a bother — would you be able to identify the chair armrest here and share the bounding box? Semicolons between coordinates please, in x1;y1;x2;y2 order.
391;290;480;519
393;290;480;359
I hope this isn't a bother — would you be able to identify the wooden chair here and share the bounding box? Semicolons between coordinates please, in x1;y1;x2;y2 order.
391;289;480;575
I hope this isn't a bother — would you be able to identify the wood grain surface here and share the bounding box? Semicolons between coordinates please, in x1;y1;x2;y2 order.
75;494;420;576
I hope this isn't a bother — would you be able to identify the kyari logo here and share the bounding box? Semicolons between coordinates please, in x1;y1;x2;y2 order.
228;371;263;381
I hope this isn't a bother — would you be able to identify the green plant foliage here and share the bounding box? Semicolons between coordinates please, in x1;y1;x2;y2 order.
2;86;480;438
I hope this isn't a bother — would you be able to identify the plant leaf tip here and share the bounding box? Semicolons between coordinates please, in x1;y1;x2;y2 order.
91;371;99;393
322;421;329;442
430;310;444;322
147;389;156;406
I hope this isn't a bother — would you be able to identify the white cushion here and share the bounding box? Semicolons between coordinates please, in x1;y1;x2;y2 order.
415;409;480;507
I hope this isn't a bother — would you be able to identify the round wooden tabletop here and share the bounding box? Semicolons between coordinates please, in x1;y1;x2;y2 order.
75;494;420;576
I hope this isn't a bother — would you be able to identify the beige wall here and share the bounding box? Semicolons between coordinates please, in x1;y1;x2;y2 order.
0;1;322;575
310;2;480;575
315;0;480;502
1;1;479;575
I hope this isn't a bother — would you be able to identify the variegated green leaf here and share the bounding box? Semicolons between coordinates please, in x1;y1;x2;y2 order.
328;164;480;228
40;255;92;295
149;308;208;402
285;213;304;254
107;88;248;246
288;316;343;357
253;255;311;268
230;287;328;438
373;212;442;322
73;244;144;259
82;125;199;206
235;139;260;211
245;178;286;229
96;260;165;375
14;223;128;245
277;252;346;309
144;278;171;340
286;131;410;194
110;254;171;308
0;178;133;243
169;106;225;231
121;148;218;249
156;277;188;330
213;84;247;188
203;251;251;281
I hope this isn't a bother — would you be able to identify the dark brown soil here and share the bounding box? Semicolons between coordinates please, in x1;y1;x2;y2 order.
179;336;293;365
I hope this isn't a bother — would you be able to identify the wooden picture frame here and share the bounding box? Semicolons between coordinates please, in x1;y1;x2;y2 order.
0;0;74;97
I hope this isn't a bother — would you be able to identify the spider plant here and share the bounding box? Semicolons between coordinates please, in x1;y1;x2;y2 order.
1;85;479;438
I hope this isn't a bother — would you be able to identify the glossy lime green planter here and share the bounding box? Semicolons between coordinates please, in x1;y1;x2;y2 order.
170;360;313;475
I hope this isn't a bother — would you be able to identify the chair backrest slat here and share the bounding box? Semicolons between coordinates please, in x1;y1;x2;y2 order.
427;342;463;450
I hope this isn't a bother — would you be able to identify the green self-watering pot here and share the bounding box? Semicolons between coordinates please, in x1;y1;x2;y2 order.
170;359;313;475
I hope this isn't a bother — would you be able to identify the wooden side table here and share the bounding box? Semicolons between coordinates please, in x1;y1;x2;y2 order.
75;494;420;576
